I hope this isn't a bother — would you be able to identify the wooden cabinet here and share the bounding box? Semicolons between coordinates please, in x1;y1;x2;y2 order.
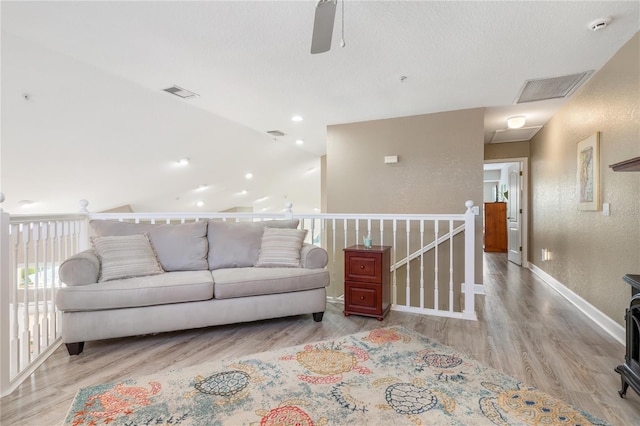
343;245;391;320
484;202;507;253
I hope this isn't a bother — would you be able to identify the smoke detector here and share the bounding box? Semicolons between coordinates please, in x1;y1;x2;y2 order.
588;17;611;31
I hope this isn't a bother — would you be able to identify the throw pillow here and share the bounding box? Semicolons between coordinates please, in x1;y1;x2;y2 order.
207;219;300;269
91;234;164;282
90;220;208;272
255;227;308;268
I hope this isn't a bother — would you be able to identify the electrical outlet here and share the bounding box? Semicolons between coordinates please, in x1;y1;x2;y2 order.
603;203;610;216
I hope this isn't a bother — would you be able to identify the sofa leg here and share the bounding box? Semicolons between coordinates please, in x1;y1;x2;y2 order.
65;342;85;356
312;312;324;322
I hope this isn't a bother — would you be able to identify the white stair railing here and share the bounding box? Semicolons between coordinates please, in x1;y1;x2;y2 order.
0;195;87;397
1;198;479;396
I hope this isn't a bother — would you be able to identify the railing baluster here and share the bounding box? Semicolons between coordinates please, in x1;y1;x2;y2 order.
434;220;439;311
55;221;63;335
392;219;397;305
343;219;347;251
379;219;384;246
32;224;41;357
420;220;424;309
41;223;49;348
21;224;31;367
449;219;454;313
355;219;359;246
405;219;410;308
10;225;20;378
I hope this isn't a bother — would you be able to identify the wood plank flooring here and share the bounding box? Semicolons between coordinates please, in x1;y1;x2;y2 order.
1;253;639;425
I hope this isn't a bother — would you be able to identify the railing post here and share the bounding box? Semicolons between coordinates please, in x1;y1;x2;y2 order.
284;202;293;220
1;194;10;396
463;200;478;319
78;200;90;252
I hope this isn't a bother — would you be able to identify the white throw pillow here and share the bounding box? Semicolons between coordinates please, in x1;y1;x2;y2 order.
255;228;308;268
92;234;164;282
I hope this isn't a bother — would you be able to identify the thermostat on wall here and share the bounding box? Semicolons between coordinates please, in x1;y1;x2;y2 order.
384;155;398;164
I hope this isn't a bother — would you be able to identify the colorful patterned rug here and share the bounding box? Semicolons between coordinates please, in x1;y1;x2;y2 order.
64;327;608;425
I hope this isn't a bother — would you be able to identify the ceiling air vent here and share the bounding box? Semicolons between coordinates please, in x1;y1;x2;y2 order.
163;85;199;99
515;71;593;103
491;126;543;144
267;130;285;137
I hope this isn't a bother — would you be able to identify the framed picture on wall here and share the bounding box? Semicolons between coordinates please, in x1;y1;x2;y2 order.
577;132;600;211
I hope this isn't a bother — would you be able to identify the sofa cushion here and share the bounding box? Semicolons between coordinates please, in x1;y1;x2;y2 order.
207;219;299;270
91;234;164;282
255;228;308;267
90;220;209;272
212;267;329;300
56;271;214;311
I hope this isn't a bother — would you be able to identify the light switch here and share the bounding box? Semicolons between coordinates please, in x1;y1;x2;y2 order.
603;203;610;216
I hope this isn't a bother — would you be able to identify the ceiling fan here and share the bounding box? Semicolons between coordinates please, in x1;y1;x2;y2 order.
311;0;344;54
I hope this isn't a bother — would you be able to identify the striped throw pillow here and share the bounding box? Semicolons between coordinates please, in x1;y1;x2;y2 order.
255;228;308;268
92;234;164;282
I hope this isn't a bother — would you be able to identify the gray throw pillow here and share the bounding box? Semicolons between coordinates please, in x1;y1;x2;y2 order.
207;219;299;269
90;220;209;271
255;228;308;267
91;234;164;282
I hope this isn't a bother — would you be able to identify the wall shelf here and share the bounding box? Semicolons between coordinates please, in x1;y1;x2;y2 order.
609;156;640;172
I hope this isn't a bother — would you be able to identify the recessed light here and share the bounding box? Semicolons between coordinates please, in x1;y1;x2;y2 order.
507;116;526;129
239;190;248;195
177;158;190;166
18;200;35;207
195;200;204;207
296;139;304;145
254;196;269;203
245;173;253;179
196;184;208;191
291;115;303;122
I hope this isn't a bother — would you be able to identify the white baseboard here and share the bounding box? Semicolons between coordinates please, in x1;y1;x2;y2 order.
529;263;625;345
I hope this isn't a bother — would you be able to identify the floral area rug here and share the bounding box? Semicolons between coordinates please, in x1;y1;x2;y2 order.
64;327;609;425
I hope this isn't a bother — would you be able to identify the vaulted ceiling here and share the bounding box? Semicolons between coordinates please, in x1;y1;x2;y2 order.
1;1;638;214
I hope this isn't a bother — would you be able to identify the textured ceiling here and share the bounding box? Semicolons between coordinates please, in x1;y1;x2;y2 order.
1;1;639;213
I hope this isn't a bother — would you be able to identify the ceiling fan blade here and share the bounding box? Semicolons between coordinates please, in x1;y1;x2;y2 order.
311;0;337;54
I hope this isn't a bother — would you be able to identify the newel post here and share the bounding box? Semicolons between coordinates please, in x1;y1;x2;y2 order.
284;202;294;220
463;200;479;320
78;199;91;252
0;193;10;396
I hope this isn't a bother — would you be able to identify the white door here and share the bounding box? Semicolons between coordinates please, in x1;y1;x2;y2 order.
507;163;522;265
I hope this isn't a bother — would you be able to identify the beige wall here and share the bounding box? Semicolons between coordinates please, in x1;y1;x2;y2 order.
326;108;484;284
484;141;530;160
530;32;640;326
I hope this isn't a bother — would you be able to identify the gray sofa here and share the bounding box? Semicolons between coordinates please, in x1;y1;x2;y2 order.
55;219;329;355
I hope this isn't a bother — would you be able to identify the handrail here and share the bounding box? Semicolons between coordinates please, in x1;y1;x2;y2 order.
391;224;465;272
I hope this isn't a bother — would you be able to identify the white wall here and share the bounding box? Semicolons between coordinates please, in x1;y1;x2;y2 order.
1;32;321;214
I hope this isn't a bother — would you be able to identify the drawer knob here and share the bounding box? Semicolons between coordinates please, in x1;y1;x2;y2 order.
360;296;365;300
360;265;365;269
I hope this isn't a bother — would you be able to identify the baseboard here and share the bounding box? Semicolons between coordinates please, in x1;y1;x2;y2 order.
529;263;625;345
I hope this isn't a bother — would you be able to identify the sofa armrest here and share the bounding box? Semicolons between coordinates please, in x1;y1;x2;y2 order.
300;244;328;269
59;249;100;286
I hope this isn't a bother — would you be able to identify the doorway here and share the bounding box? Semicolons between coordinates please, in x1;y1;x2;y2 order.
483;158;528;267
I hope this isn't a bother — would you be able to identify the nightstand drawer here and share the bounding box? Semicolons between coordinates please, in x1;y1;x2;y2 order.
345;282;380;315
345;251;383;283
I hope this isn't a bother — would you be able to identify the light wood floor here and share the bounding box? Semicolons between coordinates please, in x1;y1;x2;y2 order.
1;253;639;425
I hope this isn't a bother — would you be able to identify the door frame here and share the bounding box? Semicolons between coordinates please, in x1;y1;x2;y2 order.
483;157;529;268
